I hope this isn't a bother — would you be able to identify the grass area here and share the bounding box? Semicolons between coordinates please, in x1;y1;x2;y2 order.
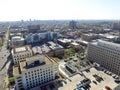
0;39;3;47
8;77;15;84
65;49;75;55
53;57;60;62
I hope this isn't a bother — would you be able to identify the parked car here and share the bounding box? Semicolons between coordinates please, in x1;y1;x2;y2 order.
105;86;112;90
93;80;97;85
114;79;120;83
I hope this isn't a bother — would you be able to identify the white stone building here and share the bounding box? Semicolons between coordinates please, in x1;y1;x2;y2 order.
87;40;120;75
13;55;58;90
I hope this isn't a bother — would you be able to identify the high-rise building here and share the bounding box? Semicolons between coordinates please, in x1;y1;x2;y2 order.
13;55;58;90
112;21;120;30
87;40;120;75
28;25;40;33
69;20;77;29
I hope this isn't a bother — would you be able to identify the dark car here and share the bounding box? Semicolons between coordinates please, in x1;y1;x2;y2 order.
93;80;97;85
114;79;120;83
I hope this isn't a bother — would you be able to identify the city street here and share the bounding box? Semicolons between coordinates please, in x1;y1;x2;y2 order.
0;28;10;90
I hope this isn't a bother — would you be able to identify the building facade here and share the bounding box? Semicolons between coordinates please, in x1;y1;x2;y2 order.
81;33;99;42
48;41;64;57
13;55;58;90
25;32;59;44
11;45;33;64
87;40;120;75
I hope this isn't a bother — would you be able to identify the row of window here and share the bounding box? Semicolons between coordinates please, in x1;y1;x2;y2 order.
25;73;53;79
14;53;32;58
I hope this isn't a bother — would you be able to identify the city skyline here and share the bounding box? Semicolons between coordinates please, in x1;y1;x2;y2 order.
0;0;120;21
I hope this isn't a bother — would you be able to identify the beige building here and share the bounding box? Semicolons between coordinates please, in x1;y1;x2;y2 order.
48;41;64;56
13;55;58;90
11;45;33;64
70;42;82;50
87;40;120;75
81;33;99;42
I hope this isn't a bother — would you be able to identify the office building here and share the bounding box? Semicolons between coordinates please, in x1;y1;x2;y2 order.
11;45;33;64
48;41;64;57
28;25;40;33
13;55;58;90
112;22;120;30
87;40;120;75
69;20;77;29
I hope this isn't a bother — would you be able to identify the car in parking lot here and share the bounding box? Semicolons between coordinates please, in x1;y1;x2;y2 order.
105;86;112;90
114;79;120;83
93;80;97;85
93;74;103;82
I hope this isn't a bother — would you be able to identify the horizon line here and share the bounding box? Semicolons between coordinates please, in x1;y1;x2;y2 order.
0;19;120;22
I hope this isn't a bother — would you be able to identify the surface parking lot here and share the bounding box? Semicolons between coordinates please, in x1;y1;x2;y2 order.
38;67;118;90
82;68;118;90
58;67;118;90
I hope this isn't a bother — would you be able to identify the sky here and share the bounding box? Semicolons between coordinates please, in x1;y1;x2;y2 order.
0;0;120;21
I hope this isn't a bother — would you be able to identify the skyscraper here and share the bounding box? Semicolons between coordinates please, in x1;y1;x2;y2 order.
69;20;77;29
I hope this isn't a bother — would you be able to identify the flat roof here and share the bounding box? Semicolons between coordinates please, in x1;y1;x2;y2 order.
58;39;71;43
83;33;98;36
13;55;57;75
26;55;44;62
15;47;26;52
57;67;118;90
48;41;63;50
91;40;120;51
41;45;51;53
12;45;32;54
32;46;42;54
71;42;79;46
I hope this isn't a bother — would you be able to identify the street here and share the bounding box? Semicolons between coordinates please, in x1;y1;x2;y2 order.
0;28;10;90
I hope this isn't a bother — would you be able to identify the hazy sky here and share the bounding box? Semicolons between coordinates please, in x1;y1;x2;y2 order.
0;0;120;21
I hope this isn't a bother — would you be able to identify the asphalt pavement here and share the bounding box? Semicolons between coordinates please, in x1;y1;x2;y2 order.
0;29;10;90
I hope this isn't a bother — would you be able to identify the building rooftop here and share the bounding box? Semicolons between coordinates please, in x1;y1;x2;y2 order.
58;38;72;43
83;33;98;36
76;39;88;44
48;41;63;50
12;36;24;41
71;42;79;46
32;46;42;55
15;47;26;52
91;40;120;51
12;45;32;54
41;44;51;53
99;34;118;39
13;55;57;75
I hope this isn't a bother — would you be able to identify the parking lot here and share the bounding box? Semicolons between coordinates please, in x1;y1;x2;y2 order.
34;67;119;90
82;67;118;90
58;67;119;90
